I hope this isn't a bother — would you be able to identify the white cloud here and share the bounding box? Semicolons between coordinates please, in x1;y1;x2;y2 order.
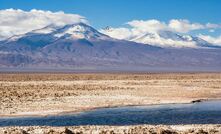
100;19;221;48
127;19;168;33
1;9;220;48
125;19;220;33
168;19;205;33
102;19;219;42
0;9;88;40
206;23;221;29
198;34;221;46
102;19;221;38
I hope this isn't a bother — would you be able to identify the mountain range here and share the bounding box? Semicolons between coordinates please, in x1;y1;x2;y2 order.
0;23;221;72
102;27;220;48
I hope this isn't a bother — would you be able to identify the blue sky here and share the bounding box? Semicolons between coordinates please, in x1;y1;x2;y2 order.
0;0;220;29
0;0;221;46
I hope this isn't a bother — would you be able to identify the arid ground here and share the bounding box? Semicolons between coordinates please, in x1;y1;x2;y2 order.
1;125;221;134
0;73;221;133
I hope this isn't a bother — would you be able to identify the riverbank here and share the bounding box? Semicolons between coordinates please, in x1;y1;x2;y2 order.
0;73;221;118
1;124;221;134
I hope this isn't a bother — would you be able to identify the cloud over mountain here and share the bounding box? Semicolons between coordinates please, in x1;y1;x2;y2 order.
168;19;204;33
101;19;221;47
198;34;221;46
0;9;220;48
0;22;221;71
0;9;88;40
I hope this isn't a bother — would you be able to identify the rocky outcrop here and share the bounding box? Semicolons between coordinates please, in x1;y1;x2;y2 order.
1;125;221;134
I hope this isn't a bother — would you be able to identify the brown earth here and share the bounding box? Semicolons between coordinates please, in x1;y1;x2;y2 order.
0;73;221;117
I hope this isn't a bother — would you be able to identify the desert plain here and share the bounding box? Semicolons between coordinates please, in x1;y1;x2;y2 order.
0;73;221;134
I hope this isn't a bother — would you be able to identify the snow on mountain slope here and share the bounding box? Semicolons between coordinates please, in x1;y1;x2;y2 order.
0;23;114;51
0;23;221;71
130;32;197;48
31;24;60;34
0;23;159;66
2;23;112;43
102;28;218;48
52;23;111;40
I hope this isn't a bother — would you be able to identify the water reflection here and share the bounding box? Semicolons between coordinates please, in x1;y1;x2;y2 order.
0;100;221;126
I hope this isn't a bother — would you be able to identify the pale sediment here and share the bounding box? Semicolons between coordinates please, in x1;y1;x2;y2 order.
1;73;221;133
1;125;221;134
1;73;221;117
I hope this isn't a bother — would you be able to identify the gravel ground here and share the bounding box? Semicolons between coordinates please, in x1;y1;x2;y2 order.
1;125;221;134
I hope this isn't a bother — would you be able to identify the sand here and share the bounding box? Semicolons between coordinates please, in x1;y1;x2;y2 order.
0;73;221;134
0;73;221;117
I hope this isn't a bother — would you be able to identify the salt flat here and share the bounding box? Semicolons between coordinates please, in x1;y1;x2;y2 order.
0;73;221;117
0;73;221;133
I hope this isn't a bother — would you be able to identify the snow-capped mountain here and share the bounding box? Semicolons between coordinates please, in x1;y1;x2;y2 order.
0;23;221;72
52;23;111;40
5;23;111;42
0;23;114;52
131;31;217;48
102;27;218;48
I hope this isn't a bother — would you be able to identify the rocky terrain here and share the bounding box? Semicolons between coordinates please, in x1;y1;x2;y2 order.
1;125;221;134
0;73;221;117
